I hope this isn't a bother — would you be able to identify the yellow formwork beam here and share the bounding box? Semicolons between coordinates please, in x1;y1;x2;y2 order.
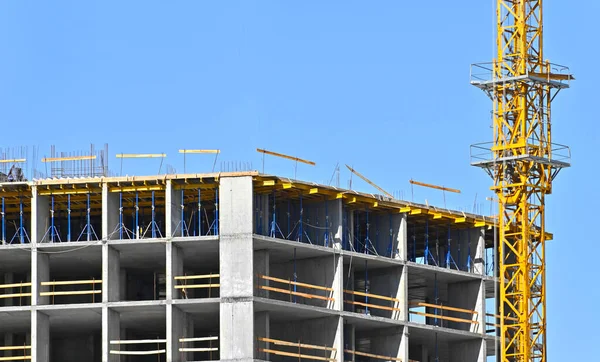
41;155;96;162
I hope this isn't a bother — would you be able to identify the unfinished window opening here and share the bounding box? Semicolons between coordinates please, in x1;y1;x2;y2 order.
343;208;398;257
112;307;166;362
179;306;220;362
174;241;220;300
117;243;166;302
0;331;31;362
49;309;101;362
0;249;31;307
39;245;102;305
343;262;402;320
0;185;32;244
344;323;405;362
37;185;102;243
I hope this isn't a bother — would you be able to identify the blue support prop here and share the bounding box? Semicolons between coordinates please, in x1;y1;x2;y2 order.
287;199;291;240
119;193;123;239
457;229;462;270
342;209;348;251
354;211;360;252
434;273;439;326
77;193;97;241
364;209;370;254
19;196;23;243
467;228;472;272
67;195;71;241
424;219;437;265
197;188;202;236
445;224;458;270
214;187;219;235
293;247;297;303
1;197;4;244
364;260;369;315
151;191;156;238
324;197;329;247
297;192;304;242
180;189;189;237
412;223;416;262
135;192;139;239
387;214;393;257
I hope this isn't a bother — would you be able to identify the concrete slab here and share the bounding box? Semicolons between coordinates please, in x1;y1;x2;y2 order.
254;297;339;322
108;240;166;269
0;308;30;333
0;245;31;272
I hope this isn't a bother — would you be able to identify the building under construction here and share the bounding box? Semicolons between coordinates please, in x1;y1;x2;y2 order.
0;156;500;362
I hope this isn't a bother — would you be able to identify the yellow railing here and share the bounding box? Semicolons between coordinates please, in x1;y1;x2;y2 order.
0;282;32;306
40;279;102;303
109;339;166;356
0;345;31;361
344;349;402;361
257;337;336;362
344;289;401;313
179;336;218;360
257;274;334;303
174;273;220;299
409;301;478;326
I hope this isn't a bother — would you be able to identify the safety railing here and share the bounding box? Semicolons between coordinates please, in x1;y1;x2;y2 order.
256;274;334;305
109;339;166;356
470;61;572;87
0;345;31;361
179;336;218;360
175;273;220;299
257;337;336;362
409;301;479;327
470;142;571;166
0;281;31;306
343;289;401;314
40;279;102;304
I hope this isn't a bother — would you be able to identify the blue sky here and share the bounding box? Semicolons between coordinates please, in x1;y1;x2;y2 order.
0;1;596;359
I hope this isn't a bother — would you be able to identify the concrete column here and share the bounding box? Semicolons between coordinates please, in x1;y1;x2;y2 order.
167;181;183;238
31;311;49;362
393;213;407;260
102;183;119;240
31;251;49;306
331;199;343;250
447;279;485;333
332;255;343;311
348;211;354;250
31;187;49;244
219;176;254;361
167;243;184;300
475;280;486;334
473;228;486;275
167;305;186;362
254;311;270;360
400;326;409;362
398;267;408;321
102;308;120;362
333;316;343;362
254;250;269;298
102;245;120;302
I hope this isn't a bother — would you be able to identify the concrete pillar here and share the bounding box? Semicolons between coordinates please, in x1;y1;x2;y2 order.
31;187;49;244
400;326;409;362
254;311;270;360
393;213;407;260
31;311;49;362
219;176;254;361
398;267;408;321
331;199;343;250
332;255;343;311
102;308;120;362
167;305;186;362
167;243;184;300
31;251;49;306
102;245;120;302
102;183;119;240
254;250;269;298
333;316;343;362
473;228;486;275
167;181;183;238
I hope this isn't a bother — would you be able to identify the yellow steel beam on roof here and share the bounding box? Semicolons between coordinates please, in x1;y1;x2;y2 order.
309;188;319;194
178;149;220;154
109;185;165;193
409;179;461;194
282;183;293;189
256;148;316;166
262;180;276;186
0;158;26;163
116;153;166;158
410;209;422;215
171;184;217;191
454;217;466;223
345;165;393;198
399;207;411;213
475;221;486;227
42;155;96;162
38;189;101;196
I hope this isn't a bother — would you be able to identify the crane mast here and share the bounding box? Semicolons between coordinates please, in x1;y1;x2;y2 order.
470;1;572;361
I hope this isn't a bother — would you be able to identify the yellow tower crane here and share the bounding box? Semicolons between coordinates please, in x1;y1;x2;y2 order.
470;1;573;361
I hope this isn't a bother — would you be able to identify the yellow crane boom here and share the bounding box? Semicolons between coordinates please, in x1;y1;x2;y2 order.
471;1;573;361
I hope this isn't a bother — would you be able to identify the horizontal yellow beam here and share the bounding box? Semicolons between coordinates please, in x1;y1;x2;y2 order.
178;149;220;154
174;274;220;280
116;153;166;158
40;290;101;296
0;346;31;351
0;158;26;163
399;207;411;213
0;356;32;361
309;188;319;194
409;179;461;194
41;279;102;286
262;180;275;186
38;189;102;196
110;185;165;193
256;148;316;166
42;155;96;162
